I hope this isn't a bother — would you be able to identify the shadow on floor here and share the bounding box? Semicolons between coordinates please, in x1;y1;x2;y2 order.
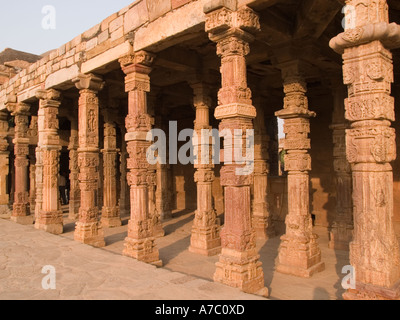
333;248;350;299
313;287;331;300
159;235;191;266
258;235;281;296
105;231;127;246
163;210;195;236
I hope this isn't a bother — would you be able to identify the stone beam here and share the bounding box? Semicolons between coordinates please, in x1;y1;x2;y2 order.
294;0;342;39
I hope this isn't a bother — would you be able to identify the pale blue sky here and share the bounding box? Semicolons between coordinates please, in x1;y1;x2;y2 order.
0;1;135;55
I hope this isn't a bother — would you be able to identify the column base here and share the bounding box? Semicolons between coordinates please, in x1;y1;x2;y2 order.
123;236;162;267
0;205;11;219
68;201;80;220
101;207;121;228
343;281;400;300
74;221;105;247
189;225;221;256
11;215;34;225
276;234;325;278
153;223;165;238
101;217;122;228
35;223;63;235
214;248;269;297
253;216;275;240
328;226;352;251
35;210;64;234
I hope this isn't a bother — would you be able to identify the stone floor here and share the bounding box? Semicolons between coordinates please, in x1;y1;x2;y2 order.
0;217;265;300
0;207;350;300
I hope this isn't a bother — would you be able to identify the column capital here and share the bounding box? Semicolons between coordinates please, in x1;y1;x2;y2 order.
330;0;400;54
36;89;61;102
205;5;260;42
119;51;155;74
7;102;30;117
73;73;104;92
119;51;155;93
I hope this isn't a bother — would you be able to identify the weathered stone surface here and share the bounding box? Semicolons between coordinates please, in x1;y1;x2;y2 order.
124;0;149;33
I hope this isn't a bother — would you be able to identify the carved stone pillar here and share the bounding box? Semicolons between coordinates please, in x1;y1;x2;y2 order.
252;95;274;239
118;124;129;217
330;0;400;300
29;150;36;215
189;82;221;256
7;100;32;225
275;62;325;277
73;74;105;247
329;83;353;251
147;92;164;237
35;106;44;222
27;116;37;215
68;115;80;220
101;110;121;228
205;4;268;296
34;89;63;234
119;51;162;266
155;106;172;221
0;111;10;215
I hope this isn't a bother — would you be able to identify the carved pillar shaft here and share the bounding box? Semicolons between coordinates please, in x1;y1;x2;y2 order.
189;82;221;256
118;128;129;217
29;151;36;215
205;5;267;296
0;111;9;210
34;89;63;234
35;106;44;222
275;66;324;277
119;51;161;266
155;109;172;220
330;0;400;300
68;116;80;220
7;101;32;225
101;114;121;228
329;84;353;250
147;93;164;237
252;96;274;239
73;74;105;247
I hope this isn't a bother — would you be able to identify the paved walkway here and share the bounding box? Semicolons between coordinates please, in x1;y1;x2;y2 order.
0;219;265;300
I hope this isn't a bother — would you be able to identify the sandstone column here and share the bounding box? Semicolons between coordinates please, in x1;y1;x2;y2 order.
189;82;221;256
101;110;121;228
118;125;129;217
34;89;63;234
205;4;268;296
73;74;105;247
28;116;37;215
155;106;172;221
275;61;325;277
7;101;33;225
0;111;10;215
253;95;274;239
329;82;353;250
35;106;45;222
119;51;161;266
147;92;164;237
330;0;400;299
68;115;80;220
